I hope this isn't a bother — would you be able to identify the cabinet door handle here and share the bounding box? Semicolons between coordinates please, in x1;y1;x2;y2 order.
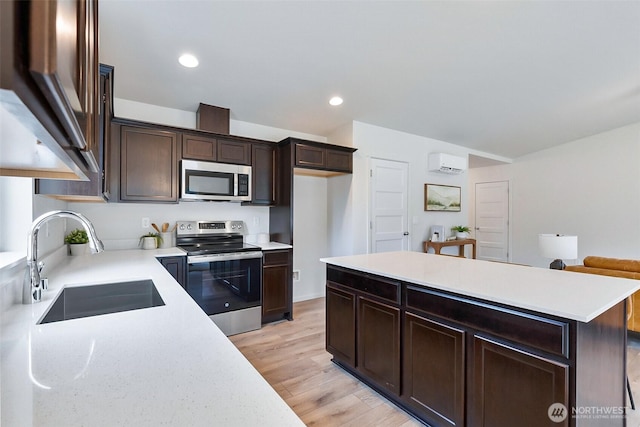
403;232;409;236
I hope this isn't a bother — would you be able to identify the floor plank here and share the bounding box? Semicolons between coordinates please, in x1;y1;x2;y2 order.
229;298;421;426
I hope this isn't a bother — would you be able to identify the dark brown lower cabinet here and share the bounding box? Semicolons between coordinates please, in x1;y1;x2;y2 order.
357;297;400;396
326;285;356;367
472;336;569;427
261;249;292;323
325;264;626;427
403;312;465;427
158;256;186;287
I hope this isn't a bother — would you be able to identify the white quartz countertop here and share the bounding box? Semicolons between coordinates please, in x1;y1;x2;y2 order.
1;249;304;427
254;241;293;251
321;251;640;323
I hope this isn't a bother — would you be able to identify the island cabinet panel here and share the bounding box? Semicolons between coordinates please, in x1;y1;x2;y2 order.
326;284;356;367
357;297;401;396
403;312;466;427
405;286;570;359
326;266;401;396
119;126;179;202
325;263;628;427
326;266;400;304
262;249;292;323
182;134;217;161
470;336;569;427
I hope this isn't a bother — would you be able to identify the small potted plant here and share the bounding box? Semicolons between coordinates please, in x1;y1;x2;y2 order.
65;229;89;255
139;232;163;250
451;226;471;240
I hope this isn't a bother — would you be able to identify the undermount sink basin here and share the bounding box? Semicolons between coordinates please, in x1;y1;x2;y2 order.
39;279;165;324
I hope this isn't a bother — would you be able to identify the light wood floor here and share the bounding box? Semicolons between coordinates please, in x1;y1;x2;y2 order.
229;298;422;426
231;297;640;427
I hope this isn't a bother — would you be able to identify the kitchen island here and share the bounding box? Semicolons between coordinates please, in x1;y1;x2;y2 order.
1;249;304;427
321;251;640;427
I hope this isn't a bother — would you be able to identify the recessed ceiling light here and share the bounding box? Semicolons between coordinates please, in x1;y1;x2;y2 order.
178;54;199;68
329;96;343;106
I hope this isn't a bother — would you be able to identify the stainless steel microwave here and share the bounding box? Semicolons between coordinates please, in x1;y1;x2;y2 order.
181;160;251;202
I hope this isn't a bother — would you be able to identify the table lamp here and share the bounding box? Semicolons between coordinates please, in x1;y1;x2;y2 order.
538;234;578;270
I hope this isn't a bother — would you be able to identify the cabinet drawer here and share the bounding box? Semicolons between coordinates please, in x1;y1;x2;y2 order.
263;250;290;266
405;286;570;358
327;266;400;304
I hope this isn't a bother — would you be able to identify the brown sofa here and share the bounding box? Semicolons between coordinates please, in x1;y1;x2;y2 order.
565;256;640;331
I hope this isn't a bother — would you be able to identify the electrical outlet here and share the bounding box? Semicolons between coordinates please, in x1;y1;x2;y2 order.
293;270;300;281
142;217;150;229
253;217;259;226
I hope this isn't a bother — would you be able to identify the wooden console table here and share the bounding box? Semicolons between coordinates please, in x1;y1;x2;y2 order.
423;238;476;259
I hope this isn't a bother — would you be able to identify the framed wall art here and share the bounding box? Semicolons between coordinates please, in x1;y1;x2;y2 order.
425;184;461;212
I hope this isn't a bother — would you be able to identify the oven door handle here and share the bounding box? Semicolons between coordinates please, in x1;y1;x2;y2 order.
187;251;263;264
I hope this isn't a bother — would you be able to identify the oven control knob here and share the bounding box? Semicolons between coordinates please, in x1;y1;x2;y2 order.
186;224;192;231
179;224;185;230
224;302;230;308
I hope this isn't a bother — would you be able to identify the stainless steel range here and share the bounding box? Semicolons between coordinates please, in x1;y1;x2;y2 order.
176;220;262;336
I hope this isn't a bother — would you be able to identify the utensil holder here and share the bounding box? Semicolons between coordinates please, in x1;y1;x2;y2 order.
160;232;173;248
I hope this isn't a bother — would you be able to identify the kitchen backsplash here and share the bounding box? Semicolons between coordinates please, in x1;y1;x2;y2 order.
67;201;270;250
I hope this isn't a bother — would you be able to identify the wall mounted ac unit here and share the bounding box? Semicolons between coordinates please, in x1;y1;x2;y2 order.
428;153;467;174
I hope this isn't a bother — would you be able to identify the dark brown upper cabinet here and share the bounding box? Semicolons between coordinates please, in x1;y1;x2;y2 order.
29;0;100;171
182;134;217;161
182;134;251;166
36;64;114;201
0;0;100;179
246;143;276;206
119;125;179;203
289;139;356;175
218;138;252;165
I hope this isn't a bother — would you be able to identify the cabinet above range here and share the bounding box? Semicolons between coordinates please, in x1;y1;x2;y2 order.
107;118;277;205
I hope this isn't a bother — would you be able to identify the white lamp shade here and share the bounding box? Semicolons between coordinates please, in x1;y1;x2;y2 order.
538;234;578;260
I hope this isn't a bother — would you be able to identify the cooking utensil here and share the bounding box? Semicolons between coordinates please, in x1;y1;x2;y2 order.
151;223;161;233
162;222;169;232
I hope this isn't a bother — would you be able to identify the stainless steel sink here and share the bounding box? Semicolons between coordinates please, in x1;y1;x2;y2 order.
39;279;165;324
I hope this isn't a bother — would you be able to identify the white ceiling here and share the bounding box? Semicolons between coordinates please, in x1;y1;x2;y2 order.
99;0;640;160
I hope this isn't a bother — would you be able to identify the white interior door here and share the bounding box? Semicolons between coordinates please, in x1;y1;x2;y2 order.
369;158;409;253
475;181;509;262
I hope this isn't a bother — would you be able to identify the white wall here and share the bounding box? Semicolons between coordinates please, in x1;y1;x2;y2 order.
293;175;328;301
469;122;640;267
337;121;486;256
114;98;326;143
68;201;270;249
0;177;32;252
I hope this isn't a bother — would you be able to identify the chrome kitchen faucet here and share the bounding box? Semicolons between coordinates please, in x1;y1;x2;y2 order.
23;210;104;304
